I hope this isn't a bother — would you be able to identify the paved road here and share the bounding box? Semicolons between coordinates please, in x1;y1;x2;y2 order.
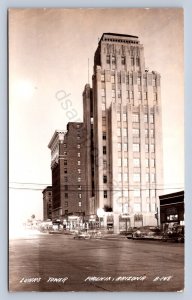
9;232;184;292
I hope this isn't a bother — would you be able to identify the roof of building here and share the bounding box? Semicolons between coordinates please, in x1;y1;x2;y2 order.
101;32;138;39
159;191;184;205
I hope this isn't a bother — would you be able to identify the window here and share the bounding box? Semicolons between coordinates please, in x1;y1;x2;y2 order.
78;177;81;182
131;57;134;66
124;190;128;197
154;93;157;101
117;143;122;150
77;144;81;149
117;113;121;121
145;144;149;152
121;56;126;65
134;189;141;197
133;174;140;182
151;173;155;183
151;129;154;138
145;159;149;167
102;103;106;111
103;132;106;140
146;190;149;197
123;128;127;137
132;113;139;122
103;160;107;169
138;76;141;85
118;173;122;182
64;143;67;148
144;92;148;100
65;193;68;198
102;117;106;126
104;190;107;198
144;114;148;122
65;201;68;207
152;78;156;86
123;113;127;122
64;185;68;191
77;124;80;128
65;210;68;215
102;96;106;103
64;160;67;166
79;201;82;207
124;173;128;182
111;75;115;83
78;160;81;165
145;129;149;137
106;55;110;64
138;91;142;100
151;144;155;153
64;151;67;156
101;74;105;82
117;75;121;84
151;159;155;167
103;146;107;155
78;185;82;190
136;57;140;67
126;90;129;99
78;193;82;199
134;203;141;212
112;56;116;64
103;175;107;183
64;176;68;182
64;168;67;174
117;128;121;137
112;89;115;98
130;91;134;99
123;143;128;151
146;173;149;182
123;158;128;166
133;143;140;152
78;152;80;157
133;158;140;167
117;90;121;98
118;158;122;167
78;169;81;174
150;114;154;123
133;129;140;137
129;75;133;85
101;89;105;97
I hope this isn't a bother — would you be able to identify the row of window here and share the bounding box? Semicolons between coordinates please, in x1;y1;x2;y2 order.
64;152;81;157
65;201;82;207
116;173;156;182
105;55;140;67
102;144;155;154
102;114;154;125
103;190;156;200
101;73;157;86
116;128;155;138
101;91;157;104
64;160;81;166
117;158;155;167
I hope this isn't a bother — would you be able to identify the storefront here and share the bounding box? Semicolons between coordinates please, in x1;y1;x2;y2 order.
159;191;184;228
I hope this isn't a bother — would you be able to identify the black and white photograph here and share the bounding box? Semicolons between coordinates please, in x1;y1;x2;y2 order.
9;8;184;292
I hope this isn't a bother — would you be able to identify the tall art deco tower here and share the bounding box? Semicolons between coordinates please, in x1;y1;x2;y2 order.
83;33;163;231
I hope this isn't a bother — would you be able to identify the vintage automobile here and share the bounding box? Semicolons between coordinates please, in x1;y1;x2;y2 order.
162;225;184;243
73;230;91;240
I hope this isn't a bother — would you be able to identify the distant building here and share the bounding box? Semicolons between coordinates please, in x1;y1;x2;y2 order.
42;186;52;220
83;33;163;231
159;191;184;227
48;123;87;228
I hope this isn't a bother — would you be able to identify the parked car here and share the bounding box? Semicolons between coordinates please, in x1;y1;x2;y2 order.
73;230;90;240
162;225;184;243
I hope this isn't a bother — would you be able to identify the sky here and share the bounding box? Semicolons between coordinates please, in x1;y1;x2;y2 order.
9;8;184;230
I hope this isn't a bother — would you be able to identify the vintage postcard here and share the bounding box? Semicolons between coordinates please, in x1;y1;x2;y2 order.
9;8;184;292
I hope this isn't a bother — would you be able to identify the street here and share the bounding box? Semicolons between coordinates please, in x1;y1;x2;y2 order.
9;232;184;292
